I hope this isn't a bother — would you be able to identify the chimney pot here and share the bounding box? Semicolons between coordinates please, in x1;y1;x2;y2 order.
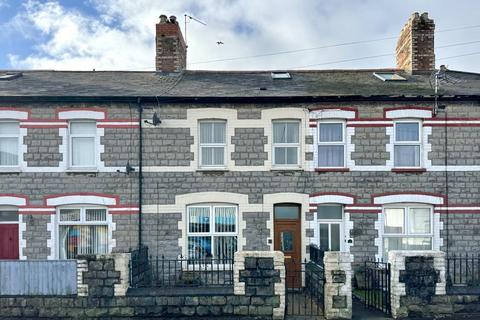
169;16;177;23
159;15;168;23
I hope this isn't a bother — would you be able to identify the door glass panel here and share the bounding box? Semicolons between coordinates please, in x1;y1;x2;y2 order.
274;206;299;219
0;211;18;222
319;223;329;250
330;224;341;251
280;231;294;251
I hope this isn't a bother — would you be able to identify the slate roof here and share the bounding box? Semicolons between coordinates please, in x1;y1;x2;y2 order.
0;69;479;98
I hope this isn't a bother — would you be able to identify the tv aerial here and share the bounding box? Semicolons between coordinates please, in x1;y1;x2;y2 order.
184;14;207;45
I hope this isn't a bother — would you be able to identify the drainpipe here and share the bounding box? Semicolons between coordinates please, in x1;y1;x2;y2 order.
137;97;143;248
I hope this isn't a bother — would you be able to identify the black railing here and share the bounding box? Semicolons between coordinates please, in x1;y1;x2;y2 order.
447;254;480;292
364;259;391;315
285;258;324;317
309;244;326;266
129;254;234;288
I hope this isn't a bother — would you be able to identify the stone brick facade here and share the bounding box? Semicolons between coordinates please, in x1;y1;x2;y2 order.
23;128;63;167
232;128;268;166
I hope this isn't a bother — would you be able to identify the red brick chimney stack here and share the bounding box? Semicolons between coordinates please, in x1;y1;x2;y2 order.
155;14;187;72
396;12;435;73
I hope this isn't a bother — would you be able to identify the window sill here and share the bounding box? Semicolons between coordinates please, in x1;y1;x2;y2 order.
0;167;22;173
391;168;426;173
270;167;304;172
66;168;99;173
315;168;350;172
196;168;229;172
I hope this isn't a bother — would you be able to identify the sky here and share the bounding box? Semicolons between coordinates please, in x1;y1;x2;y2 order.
0;0;480;72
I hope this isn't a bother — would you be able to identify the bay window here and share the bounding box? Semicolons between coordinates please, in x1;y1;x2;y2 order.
58;207;109;259
0;122;19;166
383;206;432;258
187;204;237;260
317;121;345;167
394;121;421;167
199;121;226;167
273;120;300;166
69;121;97;168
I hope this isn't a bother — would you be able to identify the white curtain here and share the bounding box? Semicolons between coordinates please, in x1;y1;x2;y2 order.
384;208;405;234
0;137;18;165
72;137;95;166
394;145;420;167
408;208;431;234
396;122;419;141
319;123;343;142
318;145;344;167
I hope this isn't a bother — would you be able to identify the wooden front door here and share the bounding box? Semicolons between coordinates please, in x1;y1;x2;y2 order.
0;224;19;259
274;204;301;288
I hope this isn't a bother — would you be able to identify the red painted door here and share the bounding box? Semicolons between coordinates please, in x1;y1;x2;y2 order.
0;224;19;259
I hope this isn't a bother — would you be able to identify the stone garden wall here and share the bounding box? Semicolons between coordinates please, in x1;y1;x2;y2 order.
0;251;286;319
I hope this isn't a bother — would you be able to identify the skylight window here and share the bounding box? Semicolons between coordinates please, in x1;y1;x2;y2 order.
0;72;22;81
373;72;406;81
271;72;291;79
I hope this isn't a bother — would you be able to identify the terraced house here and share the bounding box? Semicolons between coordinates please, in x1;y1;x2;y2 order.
0;12;479;280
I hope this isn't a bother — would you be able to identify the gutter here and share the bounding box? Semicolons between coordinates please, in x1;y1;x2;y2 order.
0;95;479;104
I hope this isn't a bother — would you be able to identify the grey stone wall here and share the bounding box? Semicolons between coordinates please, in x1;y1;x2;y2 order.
23;128;63;167
440;213;480;254
231;128;268;166
429;126;480;165
349;213;378;265
143;128;194;166
351;127;390;166
242;212;270;250
101;128;139;167
112;214;139;253
23;215;50;259
142;212;182;258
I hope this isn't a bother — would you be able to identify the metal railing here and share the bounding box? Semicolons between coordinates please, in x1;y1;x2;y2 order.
309;244;326;266
447;254;480;290
129;252;234;288
364;259;391;315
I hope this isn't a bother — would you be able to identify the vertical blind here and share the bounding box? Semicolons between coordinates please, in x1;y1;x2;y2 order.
187;205;237;260
0;122;19;166
58;208;108;259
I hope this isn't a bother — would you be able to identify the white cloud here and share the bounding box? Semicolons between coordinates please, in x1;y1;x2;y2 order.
8;0;480;72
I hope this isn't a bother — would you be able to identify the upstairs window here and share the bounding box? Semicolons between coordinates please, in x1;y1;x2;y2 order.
69;121;97;168
273;120;300;166
394;121;421;167
199;121;226;167
58;207;108;259
187;204;237;260
383;206;432;258
0;122;19;167
317;121;345;167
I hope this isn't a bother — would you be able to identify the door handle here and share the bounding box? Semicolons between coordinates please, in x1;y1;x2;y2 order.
285;255;292;259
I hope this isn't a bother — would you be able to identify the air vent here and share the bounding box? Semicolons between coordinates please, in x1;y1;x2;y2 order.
373;72;406;81
271;72;291;79
0;72;23;81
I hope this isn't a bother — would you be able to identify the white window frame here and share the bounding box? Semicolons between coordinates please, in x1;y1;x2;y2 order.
382;204;433;257
56;205;110;259
0;121;20;168
198;120;227;169
272;119;301;168
317;120;346;168
186;203;238;264
68;120;97;169
393;120;422;168
317;204;344;251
